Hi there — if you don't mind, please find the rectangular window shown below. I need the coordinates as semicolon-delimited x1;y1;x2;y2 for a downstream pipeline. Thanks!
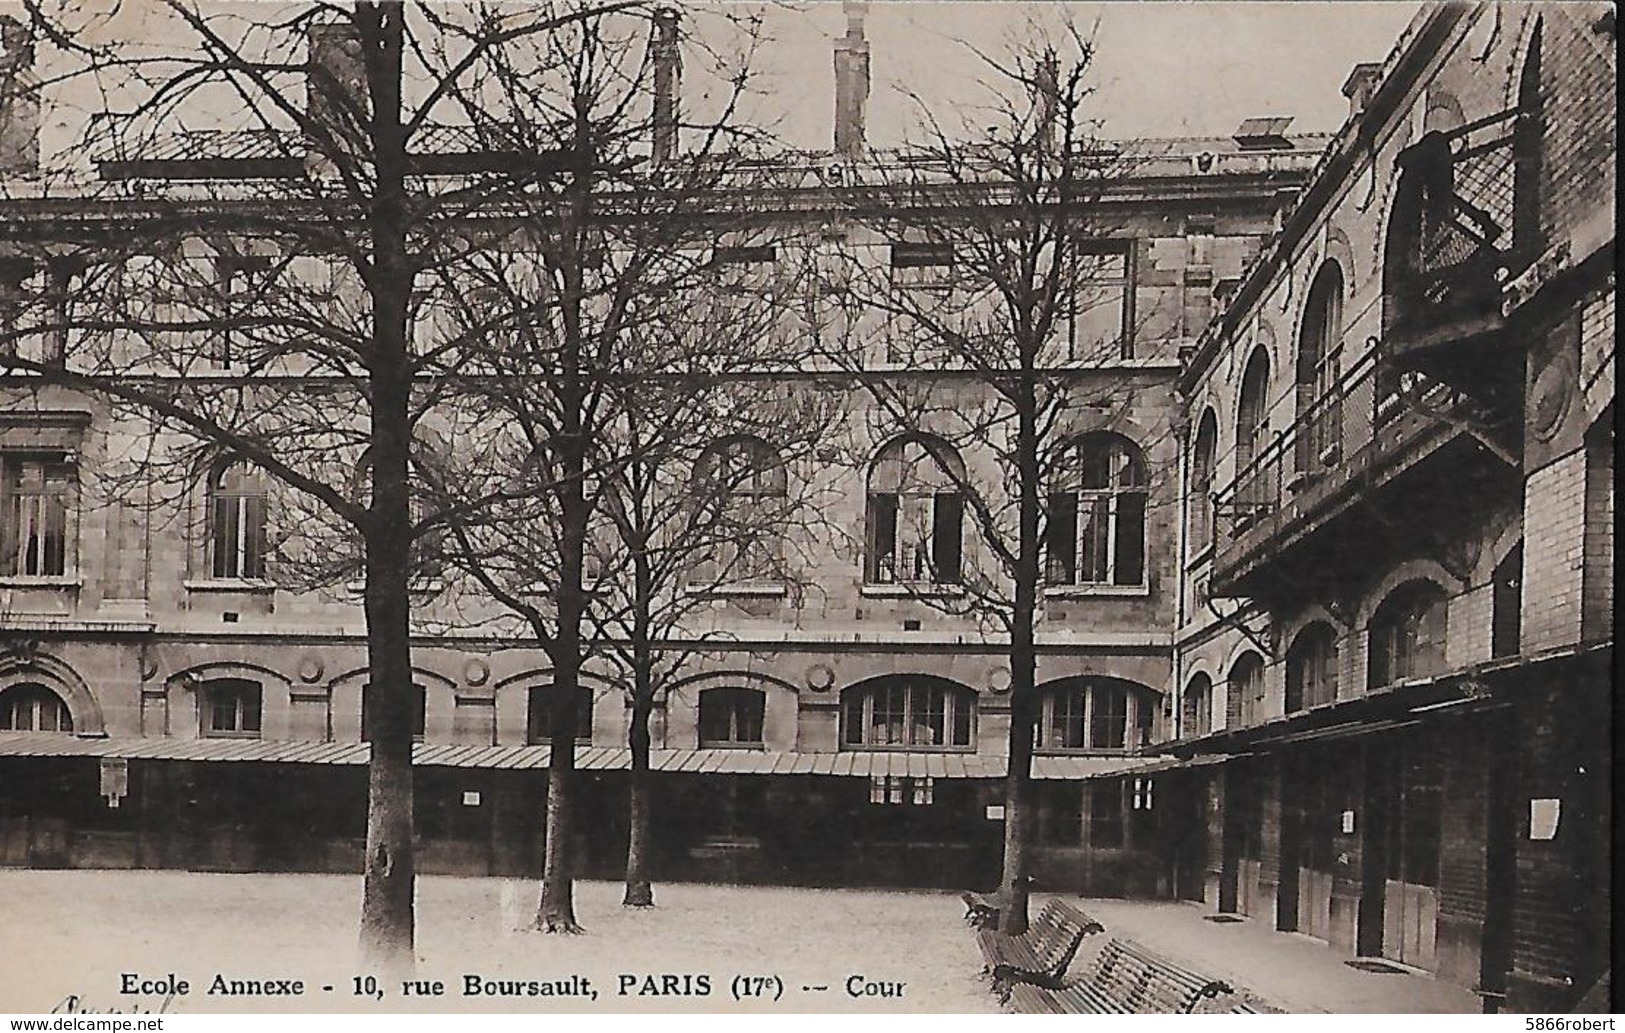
710;245;776;266
1067;241;1133;361
213;255;274;368
867;775;933;806
204;681;262;738
1;456;71;578
211;491;267;579
930;492;963;583
0;259;31;358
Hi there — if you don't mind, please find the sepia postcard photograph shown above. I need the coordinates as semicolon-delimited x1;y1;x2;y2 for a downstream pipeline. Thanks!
0;0;1615;1017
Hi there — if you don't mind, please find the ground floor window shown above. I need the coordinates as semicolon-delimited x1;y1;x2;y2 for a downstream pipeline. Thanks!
527;687;592;745
201;679;262;738
362;683;427;743
867;775;934;806
0;683;73;732
842;678;974;749
699;688;766;747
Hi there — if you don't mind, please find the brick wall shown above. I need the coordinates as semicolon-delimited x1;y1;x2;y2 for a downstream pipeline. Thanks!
1519;449;1586;651
1538;6;1617;250
1580;424;1612;643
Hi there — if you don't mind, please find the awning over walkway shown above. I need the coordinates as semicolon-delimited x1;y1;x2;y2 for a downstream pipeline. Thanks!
0;734;1160;780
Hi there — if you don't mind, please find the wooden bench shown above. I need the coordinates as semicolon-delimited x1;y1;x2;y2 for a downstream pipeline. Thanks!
1005;935;1242;1014
978;900;1104;992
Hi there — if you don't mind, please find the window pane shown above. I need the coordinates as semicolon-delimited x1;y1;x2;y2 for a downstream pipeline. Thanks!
1046;493;1078;584
1078;496;1110;582
1090;685;1127;749
931;493;962;583
866;493;897;583
1113;492;1146;585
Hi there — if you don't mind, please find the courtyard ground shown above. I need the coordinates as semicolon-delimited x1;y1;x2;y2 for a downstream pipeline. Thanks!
0;870;1485;1015
0;870;995;1014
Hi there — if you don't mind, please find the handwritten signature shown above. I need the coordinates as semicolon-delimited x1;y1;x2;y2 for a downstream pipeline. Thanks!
50;993;178;1015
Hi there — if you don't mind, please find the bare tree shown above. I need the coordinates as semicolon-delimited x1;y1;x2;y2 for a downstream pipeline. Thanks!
413;4;798;931
815;23;1160;933
0;0;652;971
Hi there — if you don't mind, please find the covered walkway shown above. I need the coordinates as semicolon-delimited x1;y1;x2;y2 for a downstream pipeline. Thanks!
1064;897;1482;1013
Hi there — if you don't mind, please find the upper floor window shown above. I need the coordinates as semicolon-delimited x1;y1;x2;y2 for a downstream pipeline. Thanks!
362;682;427;743
209;459;268;580
865;437;963;586
1296;262;1344;470
1182;673;1213;739
1236;346;1271;474
0;259;30;357
201;678;262;738
1067;241;1134;361
1047;433;1147;587
1;454;72;578
527;686;593;746
1369;580;1448;688
213;254;275;368
698;687;766;748
0;683;73;732
1285;622;1339;713
1035;678;1155;752
890;242;956;290
841;677;974;750
694;436;787;585
1228;652;1266;728
1188;410;1217;556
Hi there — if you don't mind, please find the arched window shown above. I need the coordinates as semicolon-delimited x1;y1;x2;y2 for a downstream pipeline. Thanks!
698;687;766;747
1235;348;1272;520
2;454;73;578
1035;678;1156;751
362;682;427;743
1228;652;1266;728
1296;263;1344;472
1285;623;1339;713
1369;580;1448;688
1187;410;1218;554
527;686;593;745
201;678;262;738
865;437;963;585
1182;673;1213;739
841;676;973;749
1236;347;1270;473
0;683;73;732
209;458;268;580
695;436;787;584
1048;433;1147;587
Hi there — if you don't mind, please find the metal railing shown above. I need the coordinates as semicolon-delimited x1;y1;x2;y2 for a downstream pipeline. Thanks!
1213;346;1390;561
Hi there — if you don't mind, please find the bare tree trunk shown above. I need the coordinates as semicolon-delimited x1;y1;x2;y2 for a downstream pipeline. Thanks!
999;374;1043;936
357;1;416;974
538;763;580;932
623;666;655;907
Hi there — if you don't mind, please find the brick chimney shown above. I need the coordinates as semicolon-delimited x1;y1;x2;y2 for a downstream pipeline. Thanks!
1341;62;1383;120
832;1;869;158
0;15;39;175
307;22;367;141
1033;48;1060;152
651;7;680;164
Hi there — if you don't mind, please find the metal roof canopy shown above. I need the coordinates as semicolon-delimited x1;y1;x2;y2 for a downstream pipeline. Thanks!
0;735;1158;780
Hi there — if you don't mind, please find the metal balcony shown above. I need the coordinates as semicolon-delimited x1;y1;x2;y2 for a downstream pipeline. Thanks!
1209;349;1515;601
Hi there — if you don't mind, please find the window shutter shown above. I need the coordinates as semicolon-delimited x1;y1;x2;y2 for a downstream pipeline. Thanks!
931;492;963;583
1046;492;1078;583
866;493;897;582
1115;490;1146;585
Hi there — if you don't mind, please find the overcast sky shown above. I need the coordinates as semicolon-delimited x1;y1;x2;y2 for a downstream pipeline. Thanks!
738;2;1423;147
14;1;1425;165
